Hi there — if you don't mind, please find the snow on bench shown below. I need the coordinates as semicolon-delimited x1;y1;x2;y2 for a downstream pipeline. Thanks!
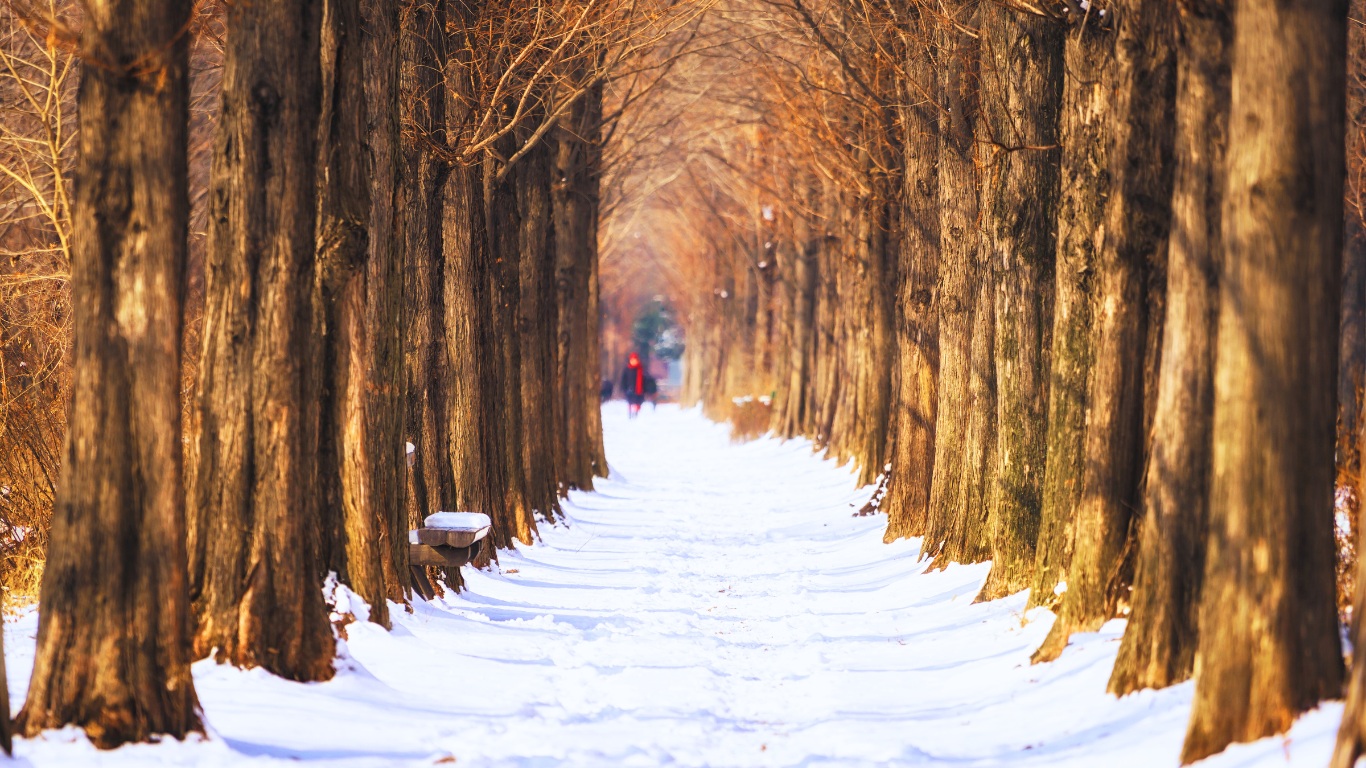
410;512;490;548
408;512;491;579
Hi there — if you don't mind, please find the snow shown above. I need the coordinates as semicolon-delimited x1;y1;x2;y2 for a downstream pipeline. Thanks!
1;403;1345;766
424;511;492;532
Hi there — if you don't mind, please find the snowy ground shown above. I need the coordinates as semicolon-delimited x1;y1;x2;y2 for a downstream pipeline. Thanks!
2;403;1345;766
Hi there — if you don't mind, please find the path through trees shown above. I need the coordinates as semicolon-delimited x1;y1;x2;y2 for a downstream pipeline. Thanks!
1;404;1346;765
0;0;1360;763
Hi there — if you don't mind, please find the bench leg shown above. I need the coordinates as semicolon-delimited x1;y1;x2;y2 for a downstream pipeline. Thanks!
409;565;436;601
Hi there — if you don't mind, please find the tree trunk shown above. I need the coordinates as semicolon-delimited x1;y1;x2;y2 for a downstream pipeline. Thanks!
856;171;897;487
555;82;602;490
1034;0;1176;661
1183;0;1346;758
518;135;562;521
1340;0;1366;560
580;78;609;480
443;0;511;556
18;0;203;744
883;18;940;542
399;0;454;528
315;0;390;628
976;4;1063;601
926;6;992;567
1027;17;1108;612
1108;0;1229;695
361;0;409;604
779;183;818;438
485;151;536;544
191;0;334;682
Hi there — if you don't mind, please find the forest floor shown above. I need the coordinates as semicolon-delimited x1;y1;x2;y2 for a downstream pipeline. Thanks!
1;402;1346;766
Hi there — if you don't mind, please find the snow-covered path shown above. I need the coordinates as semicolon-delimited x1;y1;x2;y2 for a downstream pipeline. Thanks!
2;404;1344;766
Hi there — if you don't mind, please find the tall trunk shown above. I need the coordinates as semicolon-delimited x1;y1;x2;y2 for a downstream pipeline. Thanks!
883;19;940;542
1184;0;1346;758
555;79;605;490
485;152;535;543
1034;0;1176;661
1108;0;1229;695
17;0;202;744
775;183;813;436
813;183;842;449
926;6;991;566
315;0;389;628
399;0;454;528
1027;17;1108;612
518;136;561;520
361;0;408;603
783;224;818;438
443;152;509;550
582;82;609;479
976;5;1062;600
860;184;897;487
444;0;510;554
1341;2;1366;543
191;0;334;681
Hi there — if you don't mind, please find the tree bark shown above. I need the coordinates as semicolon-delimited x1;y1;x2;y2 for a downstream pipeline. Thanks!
883;16;940;542
191;0;334;681
1182;0;1346;758
315;0;391;628
1108;0;1229;695
518;135;562;521
976;4;1063;601
485;149;536;544
361;0;409;604
1340;0;1366;554
1027;16;1108;612
1034;0;1176;661
925;5;992;567
855;170;897;487
556;77;608;488
18;0;203;744
399;0;455;528
443;0;511;556
583;82;609;480
555;99;593;490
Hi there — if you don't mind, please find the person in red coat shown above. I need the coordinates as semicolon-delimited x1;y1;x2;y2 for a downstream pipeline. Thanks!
620;352;646;418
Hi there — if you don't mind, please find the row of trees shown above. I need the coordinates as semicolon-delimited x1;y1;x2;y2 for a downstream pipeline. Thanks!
0;0;698;749
603;0;1362;763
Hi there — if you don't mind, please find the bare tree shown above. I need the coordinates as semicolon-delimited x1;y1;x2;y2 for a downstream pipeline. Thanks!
191;0;335;681
16;0;202;746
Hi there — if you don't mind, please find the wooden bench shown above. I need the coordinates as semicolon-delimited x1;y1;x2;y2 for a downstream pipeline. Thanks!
408;512;491;600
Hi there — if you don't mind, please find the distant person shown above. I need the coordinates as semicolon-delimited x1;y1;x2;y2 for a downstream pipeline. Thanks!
600;379;614;402
643;373;658;410
620;352;646;418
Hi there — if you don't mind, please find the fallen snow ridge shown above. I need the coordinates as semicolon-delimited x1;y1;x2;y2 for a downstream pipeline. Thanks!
2;403;1344;766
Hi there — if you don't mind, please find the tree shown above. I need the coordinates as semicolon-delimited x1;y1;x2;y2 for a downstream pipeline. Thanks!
923;0;993;568
16;0;202;744
1107;0;1230;695
399;0;457;530
360;0;410;606
1026;5;1109;614
975;1;1063;601
1183;0;1347;758
1033;0;1175;661
190;0;335;681
314;0;408;626
881;6;938;543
